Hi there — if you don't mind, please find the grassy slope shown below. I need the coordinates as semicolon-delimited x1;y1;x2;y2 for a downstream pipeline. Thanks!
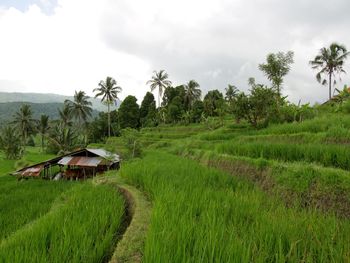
0;147;126;263
0;176;74;240
0;148;70;240
120;152;350;262
2;112;350;262
0;183;125;263
140;114;350;217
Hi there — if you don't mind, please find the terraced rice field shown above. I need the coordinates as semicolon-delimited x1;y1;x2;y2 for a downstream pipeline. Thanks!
0;150;126;263
2;113;350;262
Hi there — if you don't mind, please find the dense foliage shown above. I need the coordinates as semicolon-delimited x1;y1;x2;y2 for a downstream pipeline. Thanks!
0;126;23;159
118;95;140;129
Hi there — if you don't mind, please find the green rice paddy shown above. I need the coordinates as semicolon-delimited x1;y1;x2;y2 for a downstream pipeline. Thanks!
1;113;350;262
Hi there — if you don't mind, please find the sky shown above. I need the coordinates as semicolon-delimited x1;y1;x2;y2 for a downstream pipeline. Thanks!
0;0;350;105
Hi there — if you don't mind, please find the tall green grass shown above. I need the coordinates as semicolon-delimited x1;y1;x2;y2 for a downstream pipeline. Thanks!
121;152;350;262
260;114;350;135
0;183;125;263
179;149;350;216
0;176;74;240
217;141;350;170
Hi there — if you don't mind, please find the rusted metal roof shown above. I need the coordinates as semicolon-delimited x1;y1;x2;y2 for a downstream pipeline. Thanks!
58;156;102;167
14;148;120;175
20;165;43;177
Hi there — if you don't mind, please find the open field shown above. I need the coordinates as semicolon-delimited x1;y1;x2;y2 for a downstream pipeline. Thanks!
2;113;350;262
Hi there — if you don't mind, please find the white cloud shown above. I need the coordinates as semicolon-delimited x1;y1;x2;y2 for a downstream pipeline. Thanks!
0;0;150;102
0;0;350;104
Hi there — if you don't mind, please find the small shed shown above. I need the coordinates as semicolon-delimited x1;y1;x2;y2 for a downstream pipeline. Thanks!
14;148;120;180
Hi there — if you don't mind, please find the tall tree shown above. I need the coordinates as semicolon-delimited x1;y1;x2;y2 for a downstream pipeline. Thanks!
12;104;35;148
37;114;50;152
118;96;140;129
140;92;157;127
225;84;239;114
259;51;294;95
190;100;204;123
203;90;224;117
234;86;278;128
47;123;79;155
94;76;122;137
310;43;349;100
58;104;73;128
65;90;92;126
184;80;201;110
162;85;186;108
146;70;172;107
225;84;239;102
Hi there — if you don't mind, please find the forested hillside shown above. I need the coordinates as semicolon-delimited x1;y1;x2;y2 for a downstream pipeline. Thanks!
0;92;119;112
0;102;99;124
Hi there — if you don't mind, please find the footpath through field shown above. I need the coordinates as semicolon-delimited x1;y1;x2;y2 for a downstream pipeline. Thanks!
94;174;152;263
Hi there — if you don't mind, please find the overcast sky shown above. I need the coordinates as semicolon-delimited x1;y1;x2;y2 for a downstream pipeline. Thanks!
0;0;350;104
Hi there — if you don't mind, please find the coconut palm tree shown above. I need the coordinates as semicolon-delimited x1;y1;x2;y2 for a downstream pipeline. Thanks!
58;104;73;128
37;114;50;152
47;122;79;155
12;104;35;149
225;84;239;102
93;76;122;137
0;125;23;159
184;80;201;110
65;90;92;126
310;43;350;100
147;70;172;107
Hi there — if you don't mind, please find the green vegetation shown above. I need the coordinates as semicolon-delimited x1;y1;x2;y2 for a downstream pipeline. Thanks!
0;183;125;263
94;76;122;137
310;42;349;100
0;176;74;240
217;140;350;170
140;92;157;127
102;174;152;263
119;96;140;129
0;126;23;159
147;69;172;107
0;147;127;263
120;152;350;262
2;42;350;262
259;50;294;95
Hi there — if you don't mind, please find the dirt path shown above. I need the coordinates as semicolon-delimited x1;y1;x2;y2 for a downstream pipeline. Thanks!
95;176;152;263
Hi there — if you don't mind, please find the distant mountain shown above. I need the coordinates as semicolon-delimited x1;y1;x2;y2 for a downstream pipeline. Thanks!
0;92;121;112
0;102;100;125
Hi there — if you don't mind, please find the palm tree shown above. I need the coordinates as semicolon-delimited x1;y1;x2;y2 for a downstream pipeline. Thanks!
184;80;201;110
146;70;172;107
47;122;79;155
12;104;35;149
37;115;50;152
93;76;122;137
310;43;350;100
65;90;93;126
0;125;23;159
58;104;73;128
225;84;239;102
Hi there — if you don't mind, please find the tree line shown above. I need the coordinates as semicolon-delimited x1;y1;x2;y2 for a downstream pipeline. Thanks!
0;42;349;159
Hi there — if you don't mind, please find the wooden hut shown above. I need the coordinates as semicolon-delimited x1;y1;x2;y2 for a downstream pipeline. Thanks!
13;148;120;180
